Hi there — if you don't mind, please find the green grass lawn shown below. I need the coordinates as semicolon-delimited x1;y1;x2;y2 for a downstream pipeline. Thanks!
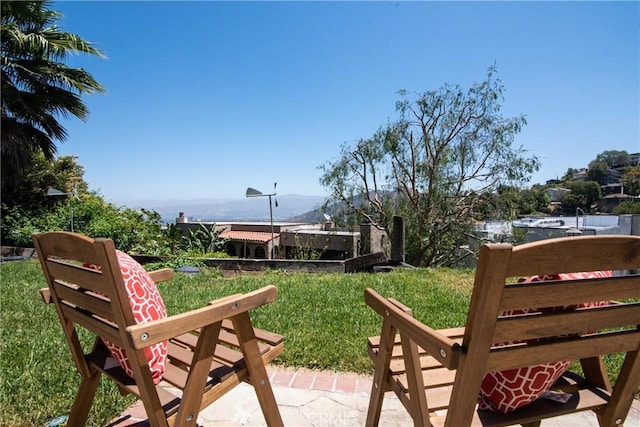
0;260;633;426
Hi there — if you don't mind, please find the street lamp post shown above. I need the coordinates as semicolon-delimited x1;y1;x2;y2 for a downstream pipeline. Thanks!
246;183;278;259
47;184;78;232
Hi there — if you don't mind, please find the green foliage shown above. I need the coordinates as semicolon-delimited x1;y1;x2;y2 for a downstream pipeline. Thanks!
475;185;551;221
1;188;168;253
319;66;539;267
613;200;640;215
184;224;227;255
289;234;325;260
0;260;134;426
561;167;579;182
595;150;632;168
0;152;174;255
562;181;602;214
0;153;85;217
163;223;184;252
622;166;640;196
587;159;609;185
518;185;551;215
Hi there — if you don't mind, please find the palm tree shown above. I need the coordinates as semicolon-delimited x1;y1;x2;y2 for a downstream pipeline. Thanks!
1;0;105;188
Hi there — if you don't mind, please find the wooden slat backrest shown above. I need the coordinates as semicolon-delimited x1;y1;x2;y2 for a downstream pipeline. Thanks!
490;236;640;366
445;235;640;427
33;232;142;357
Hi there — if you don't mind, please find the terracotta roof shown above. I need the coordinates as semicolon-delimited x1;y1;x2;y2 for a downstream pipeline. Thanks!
219;230;277;243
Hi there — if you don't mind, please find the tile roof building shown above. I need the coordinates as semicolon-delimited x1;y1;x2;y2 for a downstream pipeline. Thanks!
175;213;387;260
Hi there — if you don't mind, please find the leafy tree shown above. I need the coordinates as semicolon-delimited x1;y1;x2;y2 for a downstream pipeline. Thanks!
561;181;602;214
595;150;631;168
475;185;523;220
473;184;550;221
0;152;169;253
319;66;539;267
613;200;640;215
1;151;84;244
473;186;517;221
621;166;640;196
1;0;105;189
2;190;167;253
0;151;85;217
561;167;579;182
163;223;186;253
587;159;609;185
517;185;551;215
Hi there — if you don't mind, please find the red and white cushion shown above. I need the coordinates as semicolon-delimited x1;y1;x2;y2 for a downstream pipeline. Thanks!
478;271;612;413
86;250;168;384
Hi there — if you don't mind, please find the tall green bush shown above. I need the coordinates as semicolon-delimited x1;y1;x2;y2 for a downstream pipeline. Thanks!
613;201;640;215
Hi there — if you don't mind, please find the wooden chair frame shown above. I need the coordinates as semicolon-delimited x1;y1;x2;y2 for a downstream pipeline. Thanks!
365;235;640;427
34;231;284;427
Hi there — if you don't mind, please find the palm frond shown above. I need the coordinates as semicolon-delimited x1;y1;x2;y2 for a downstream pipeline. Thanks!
1;0;105;183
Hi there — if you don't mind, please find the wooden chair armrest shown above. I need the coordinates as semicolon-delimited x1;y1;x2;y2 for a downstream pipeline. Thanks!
365;288;461;369
388;297;413;315
148;268;174;283
126;285;278;349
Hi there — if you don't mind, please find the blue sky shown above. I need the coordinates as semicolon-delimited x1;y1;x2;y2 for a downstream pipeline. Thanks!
54;1;639;204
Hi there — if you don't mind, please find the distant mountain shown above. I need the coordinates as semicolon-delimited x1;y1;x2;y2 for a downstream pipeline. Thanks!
286;208;328;223
116;195;326;223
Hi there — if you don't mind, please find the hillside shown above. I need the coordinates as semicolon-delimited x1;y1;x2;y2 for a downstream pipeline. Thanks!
117;195;326;223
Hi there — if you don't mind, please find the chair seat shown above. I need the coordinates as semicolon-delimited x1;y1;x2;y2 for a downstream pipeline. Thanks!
90;320;284;419
368;333;611;426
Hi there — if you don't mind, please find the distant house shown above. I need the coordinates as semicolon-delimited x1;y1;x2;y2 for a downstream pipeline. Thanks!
571;169;589;181
597;193;632;213
603;168;623;185
547;187;571;203
601;182;624;196
174;212;386;260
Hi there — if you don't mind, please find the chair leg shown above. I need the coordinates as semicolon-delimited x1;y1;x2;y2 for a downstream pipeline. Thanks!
580;356;612;392
67;371;101;427
175;322;222;427
231;312;284;427
366;320;396;427
401;332;430;427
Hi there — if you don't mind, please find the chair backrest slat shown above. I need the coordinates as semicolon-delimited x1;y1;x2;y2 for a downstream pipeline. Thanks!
505;236;640;277
500;275;639;311
52;280;115;321
486;329;640;372
59;303;121;344
45;258;109;296
37;231;103;264
493;302;640;344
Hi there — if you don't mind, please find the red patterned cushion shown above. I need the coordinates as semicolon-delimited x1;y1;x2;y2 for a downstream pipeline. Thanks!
478;271;612;413
86;250;168;384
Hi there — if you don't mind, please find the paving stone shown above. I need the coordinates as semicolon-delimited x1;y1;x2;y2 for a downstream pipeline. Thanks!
111;369;640;427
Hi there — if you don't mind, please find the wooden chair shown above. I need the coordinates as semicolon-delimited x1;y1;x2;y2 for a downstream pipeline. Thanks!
365;235;640;427
33;231;285;427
